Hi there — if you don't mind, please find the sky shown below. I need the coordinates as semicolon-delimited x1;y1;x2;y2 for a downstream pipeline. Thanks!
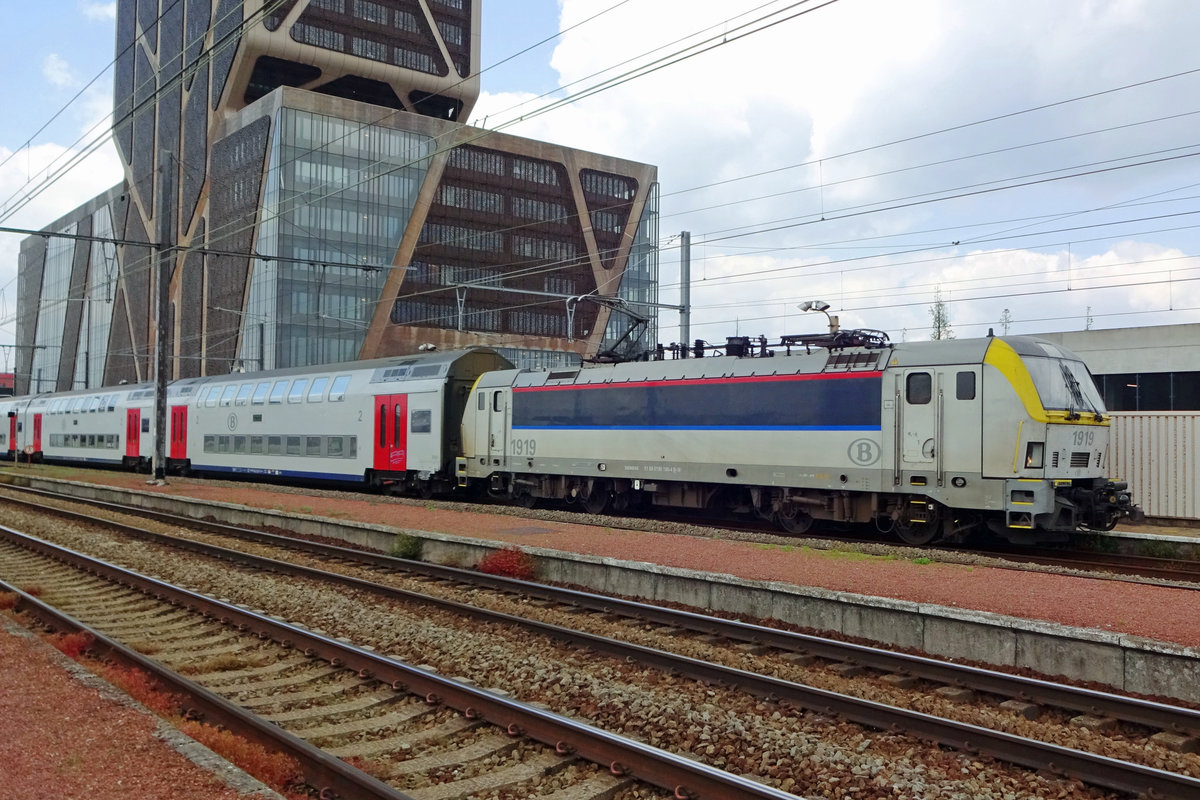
3;0;1200;371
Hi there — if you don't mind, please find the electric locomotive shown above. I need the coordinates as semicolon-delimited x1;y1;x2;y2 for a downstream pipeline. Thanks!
459;331;1140;544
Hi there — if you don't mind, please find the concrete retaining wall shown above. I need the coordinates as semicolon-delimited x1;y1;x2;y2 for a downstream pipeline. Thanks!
7;473;1200;704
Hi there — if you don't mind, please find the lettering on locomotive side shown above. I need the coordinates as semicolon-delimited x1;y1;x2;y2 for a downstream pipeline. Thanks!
512;438;537;456
1072;430;1096;447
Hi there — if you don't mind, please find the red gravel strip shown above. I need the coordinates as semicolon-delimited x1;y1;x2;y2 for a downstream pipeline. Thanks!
15;466;1200;649
0;621;253;800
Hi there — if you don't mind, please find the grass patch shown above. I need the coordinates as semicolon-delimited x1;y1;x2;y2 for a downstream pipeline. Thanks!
50;631;95;659
1141;540;1183;560
477;547;537;581
388;533;423;561
177;721;303;791
911;557;933;565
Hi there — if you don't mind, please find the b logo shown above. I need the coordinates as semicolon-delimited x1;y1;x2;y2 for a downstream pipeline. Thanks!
227;413;238;432
848;438;879;466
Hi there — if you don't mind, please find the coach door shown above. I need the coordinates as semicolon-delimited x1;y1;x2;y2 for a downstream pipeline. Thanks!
8;414;16;455
373;394;407;473
169;405;188;460
32;413;42;452
897;369;940;479
126;409;141;458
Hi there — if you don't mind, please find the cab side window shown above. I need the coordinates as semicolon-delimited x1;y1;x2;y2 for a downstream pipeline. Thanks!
906;372;932;405
956;371;976;400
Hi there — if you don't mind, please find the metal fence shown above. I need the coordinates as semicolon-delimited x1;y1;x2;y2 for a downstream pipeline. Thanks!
1110;412;1200;520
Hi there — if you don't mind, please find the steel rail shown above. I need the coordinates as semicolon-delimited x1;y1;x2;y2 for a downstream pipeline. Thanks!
5;503;1200;797
0;524;799;800
8;484;1200;739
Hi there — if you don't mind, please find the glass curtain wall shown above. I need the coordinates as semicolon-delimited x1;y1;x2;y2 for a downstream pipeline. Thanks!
74;205;119;389
602;182;659;357
242;108;434;370
30;223;77;392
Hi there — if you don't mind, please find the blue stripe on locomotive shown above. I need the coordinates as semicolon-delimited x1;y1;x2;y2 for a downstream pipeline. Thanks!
513;374;882;431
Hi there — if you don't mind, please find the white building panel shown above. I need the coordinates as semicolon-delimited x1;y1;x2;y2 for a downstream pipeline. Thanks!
1110;412;1200;520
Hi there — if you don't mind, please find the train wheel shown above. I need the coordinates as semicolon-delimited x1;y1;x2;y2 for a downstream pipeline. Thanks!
513;490;537;509
775;504;813;535
583;488;611;515
894;523;939;546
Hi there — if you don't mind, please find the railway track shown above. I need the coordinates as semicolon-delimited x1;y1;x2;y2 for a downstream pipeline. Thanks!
0;526;781;800
3;487;1200;798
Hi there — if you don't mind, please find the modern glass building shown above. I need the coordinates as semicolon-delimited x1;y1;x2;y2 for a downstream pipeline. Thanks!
14;0;658;394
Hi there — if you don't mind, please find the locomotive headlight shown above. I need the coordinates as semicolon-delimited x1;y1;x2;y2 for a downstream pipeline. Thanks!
1025;442;1045;469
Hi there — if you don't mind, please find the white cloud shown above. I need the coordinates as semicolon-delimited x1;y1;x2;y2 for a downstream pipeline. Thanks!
42;54;76;89
472;0;1200;344
80;2;117;21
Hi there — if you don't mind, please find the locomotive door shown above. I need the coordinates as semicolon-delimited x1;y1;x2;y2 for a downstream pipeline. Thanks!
125;409;141;458
169;405;188;460
373;394;408;473
487;389;507;463
32;413;42;452
898;370;939;473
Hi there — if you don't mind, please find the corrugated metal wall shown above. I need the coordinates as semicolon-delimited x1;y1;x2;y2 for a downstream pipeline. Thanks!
1110;412;1200;520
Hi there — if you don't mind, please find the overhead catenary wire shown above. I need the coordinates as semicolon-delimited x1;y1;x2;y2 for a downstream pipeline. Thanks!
7;5;1200;362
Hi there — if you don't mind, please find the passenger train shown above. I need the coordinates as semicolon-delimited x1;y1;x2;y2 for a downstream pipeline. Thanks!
0;331;1140;545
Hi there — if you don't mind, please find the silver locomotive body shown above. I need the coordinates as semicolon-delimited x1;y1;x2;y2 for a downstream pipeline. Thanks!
460;335;1139;544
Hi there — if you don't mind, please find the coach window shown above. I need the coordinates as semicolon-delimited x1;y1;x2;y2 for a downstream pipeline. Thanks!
906;372;932;405
378;404;387;447
411;409;432;433
269;381;288;404
956;371;976;400
250;436;264;454
347;437;357;458
252;382;270;404
217;435;230;453
394;406;403;448
286;436;301;455
307;436;322;456
235;384;253;406
267;436;282;455
288;379;309;404
220;385;237;406
141;418;150;433
233;436;247;454
204;435;215;453
205;387;220;408
328;436;344;457
329;376;351;402
308;377;329;402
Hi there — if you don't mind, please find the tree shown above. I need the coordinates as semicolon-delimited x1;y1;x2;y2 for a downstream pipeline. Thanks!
999;308;1012;335
930;288;955;340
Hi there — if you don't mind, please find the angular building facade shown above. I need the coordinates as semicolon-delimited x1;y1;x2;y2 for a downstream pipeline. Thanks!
16;0;658;394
